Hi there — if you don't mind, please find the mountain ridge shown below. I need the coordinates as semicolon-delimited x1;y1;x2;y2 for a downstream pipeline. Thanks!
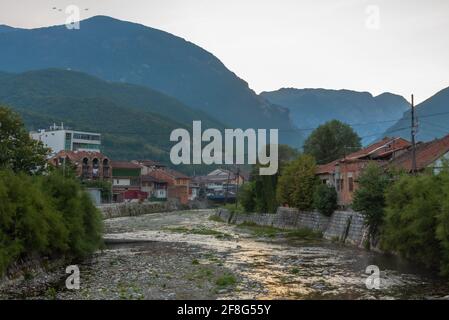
260;87;410;144
0;15;302;146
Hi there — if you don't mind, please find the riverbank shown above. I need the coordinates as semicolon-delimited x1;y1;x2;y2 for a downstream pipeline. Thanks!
216;207;369;247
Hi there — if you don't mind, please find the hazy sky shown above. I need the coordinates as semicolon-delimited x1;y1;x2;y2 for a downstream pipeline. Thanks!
1;0;448;103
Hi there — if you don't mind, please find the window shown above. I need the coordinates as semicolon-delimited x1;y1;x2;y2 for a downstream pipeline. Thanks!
73;133;101;141
348;177;354;192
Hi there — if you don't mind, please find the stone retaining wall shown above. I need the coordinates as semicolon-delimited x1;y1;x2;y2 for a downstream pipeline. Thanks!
98;201;173;219
216;207;369;247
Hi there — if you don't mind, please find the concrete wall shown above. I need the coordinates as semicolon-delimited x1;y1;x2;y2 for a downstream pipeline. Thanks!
216;207;369;247
98;201;174;219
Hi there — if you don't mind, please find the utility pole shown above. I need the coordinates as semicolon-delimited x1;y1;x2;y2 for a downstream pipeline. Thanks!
223;167;231;205
235;167;240;209
411;94;417;174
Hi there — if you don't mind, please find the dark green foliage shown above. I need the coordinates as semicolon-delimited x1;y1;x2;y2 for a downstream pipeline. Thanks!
0;106;49;174
0;169;103;276
313;184;338;216
42;171;103;257
238;145;301;214
352;163;393;237
276;155;317;210
303;120;361;164
253;172;278;213
238;182;256;213
436;169;449;276
382;174;442;271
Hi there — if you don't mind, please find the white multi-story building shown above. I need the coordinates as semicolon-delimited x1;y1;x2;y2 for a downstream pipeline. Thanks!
30;124;101;155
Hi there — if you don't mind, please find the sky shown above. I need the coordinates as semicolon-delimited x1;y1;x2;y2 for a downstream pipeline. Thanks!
1;0;448;104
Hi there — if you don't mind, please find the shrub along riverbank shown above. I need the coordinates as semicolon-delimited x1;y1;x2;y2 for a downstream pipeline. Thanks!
0;169;104;276
0;106;103;277
352;163;449;277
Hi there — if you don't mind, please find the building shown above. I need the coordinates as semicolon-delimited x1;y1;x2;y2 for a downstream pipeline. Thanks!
147;168;191;204
387;134;449;174
316;137;411;207
31;124;101;155
141;175;168;200
132;160;166;174
50;150;111;181
111;161;147;202
192;168;245;201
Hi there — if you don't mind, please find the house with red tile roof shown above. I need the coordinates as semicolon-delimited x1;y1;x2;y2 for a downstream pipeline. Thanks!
146;168;191;204
316;137;411;206
111;161;147;202
50;150;111;181
387;134;449;174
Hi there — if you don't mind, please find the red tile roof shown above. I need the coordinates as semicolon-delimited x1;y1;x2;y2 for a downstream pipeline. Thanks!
164;168;190;179
134;160;166;167
110;161;142;169
388;134;449;172
344;137;410;161
316;137;411;174
141;175;166;184
316;159;339;174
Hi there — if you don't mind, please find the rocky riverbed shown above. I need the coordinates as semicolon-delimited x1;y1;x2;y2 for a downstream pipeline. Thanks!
1;209;449;300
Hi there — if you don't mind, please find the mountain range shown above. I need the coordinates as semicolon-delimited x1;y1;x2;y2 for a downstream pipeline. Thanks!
0;15;448;163
0;15;301;146
261;88;410;144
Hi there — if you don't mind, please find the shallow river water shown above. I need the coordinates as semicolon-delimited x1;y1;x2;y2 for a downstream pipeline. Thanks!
2;210;449;300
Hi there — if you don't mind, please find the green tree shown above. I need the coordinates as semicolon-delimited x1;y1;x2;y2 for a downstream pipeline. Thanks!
382;174;442;270
313;184;338;216
303;120;361;164
352;163;393;238
42;170;103;257
436;167;449;275
238;182;256;213
277;155;317;210
0;170;68;275
0;106;49;174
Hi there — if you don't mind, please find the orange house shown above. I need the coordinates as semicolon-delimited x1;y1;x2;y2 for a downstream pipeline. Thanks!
316;137;411;207
147;168;190;204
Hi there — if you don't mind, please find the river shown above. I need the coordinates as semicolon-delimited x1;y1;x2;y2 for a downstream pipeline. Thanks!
1;209;449;300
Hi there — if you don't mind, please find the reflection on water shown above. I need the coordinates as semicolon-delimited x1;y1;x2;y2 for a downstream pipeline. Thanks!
102;211;449;300
3;210;448;300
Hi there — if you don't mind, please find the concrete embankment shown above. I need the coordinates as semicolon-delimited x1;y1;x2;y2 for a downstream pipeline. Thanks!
216;207;369;247
97;202;174;219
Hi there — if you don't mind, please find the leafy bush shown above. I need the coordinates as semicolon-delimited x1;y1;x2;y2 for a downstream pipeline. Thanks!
382;174;442;270
276;155;317;210
238;182;256;213
352;163;394;237
313;184;338;216
0;169;103;275
0;106;49;174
